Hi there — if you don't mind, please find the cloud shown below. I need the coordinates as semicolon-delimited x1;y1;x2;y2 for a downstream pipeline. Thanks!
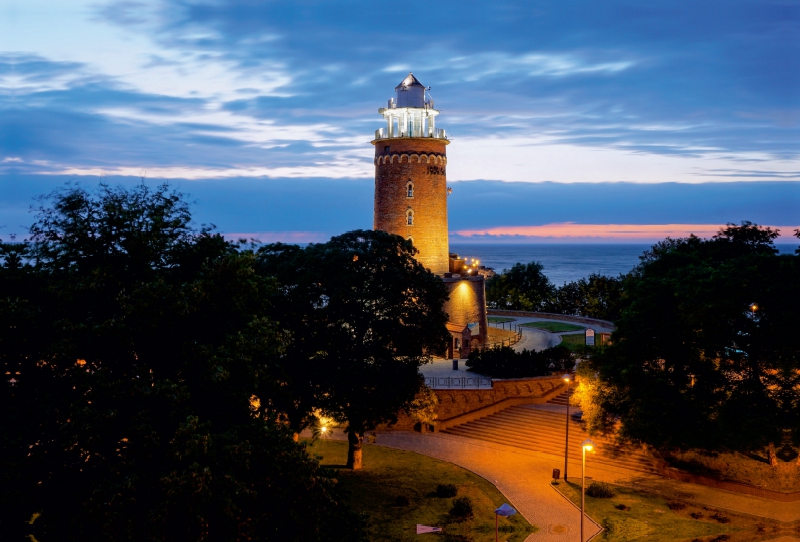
1;0;797;198
2;176;798;246
446;137;800;184
40;163;371;179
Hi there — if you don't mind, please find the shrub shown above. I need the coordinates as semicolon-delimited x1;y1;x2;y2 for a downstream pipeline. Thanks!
393;495;409;507
436;483;458;498
615;503;630;511
710;512;730;524
450;496;474;518
711;536;730;542
466;345;575;378
690;512;703;519
585;481;615;498
666;500;686;511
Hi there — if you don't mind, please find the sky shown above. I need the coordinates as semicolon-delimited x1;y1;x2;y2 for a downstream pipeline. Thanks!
2;0;799;244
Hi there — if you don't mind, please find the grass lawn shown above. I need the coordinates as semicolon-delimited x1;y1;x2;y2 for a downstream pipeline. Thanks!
559;333;590;352
663;449;800;492
553;480;776;542
305;438;536;541
520;321;585;332
488;317;516;324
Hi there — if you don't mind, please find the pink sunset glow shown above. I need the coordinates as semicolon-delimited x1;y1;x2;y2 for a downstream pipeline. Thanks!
453;223;800;242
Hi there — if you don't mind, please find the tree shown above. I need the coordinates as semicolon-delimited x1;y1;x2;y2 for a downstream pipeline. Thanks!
486;261;555;311
259;231;449;469
581;273;624;321
587;222;800;452
546;274;623;320
2;184;363;541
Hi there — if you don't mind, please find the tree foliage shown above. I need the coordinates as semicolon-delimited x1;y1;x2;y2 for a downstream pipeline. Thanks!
486;262;554;311
1;184;364;541
257;230;450;469
486;263;623;321
546;273;624;321
587;222;800;452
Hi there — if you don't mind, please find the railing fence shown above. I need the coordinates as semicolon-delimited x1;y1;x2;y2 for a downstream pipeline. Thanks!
425;376;493;389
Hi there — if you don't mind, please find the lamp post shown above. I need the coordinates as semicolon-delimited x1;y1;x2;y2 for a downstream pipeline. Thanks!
581;439;595;542
748;302;758;320
562;374;571;481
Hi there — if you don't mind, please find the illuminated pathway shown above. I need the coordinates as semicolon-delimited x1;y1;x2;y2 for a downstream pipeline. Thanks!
370;431;603;541
314;428;605;541
504;316;615;353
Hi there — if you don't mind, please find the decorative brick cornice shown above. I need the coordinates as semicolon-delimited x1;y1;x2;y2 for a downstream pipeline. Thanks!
374;153;447;165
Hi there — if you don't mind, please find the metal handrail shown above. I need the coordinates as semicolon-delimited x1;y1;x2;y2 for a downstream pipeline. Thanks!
474;322;523;352
425;376;492;389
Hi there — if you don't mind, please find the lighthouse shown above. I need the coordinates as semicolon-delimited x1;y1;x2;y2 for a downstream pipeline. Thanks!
372;73;488;355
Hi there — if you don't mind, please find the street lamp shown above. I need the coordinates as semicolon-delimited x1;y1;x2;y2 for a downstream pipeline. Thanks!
581;439;595;542
562;373;571;481
748;302;758;320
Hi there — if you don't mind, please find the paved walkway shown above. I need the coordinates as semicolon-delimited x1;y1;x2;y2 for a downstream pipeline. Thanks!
421;315;612;388
313;429;602;541
312;428;800;541
506;316;614;354
420;357;492;387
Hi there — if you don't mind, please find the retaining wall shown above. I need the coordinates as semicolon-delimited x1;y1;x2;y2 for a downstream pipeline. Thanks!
381;374;566;433
488;309;615;330
649;453;800;502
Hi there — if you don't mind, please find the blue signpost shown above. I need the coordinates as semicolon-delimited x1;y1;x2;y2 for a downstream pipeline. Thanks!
494;503;517;541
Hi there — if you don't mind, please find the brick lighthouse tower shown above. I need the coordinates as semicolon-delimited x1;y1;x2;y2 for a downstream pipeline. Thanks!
372;73;488;355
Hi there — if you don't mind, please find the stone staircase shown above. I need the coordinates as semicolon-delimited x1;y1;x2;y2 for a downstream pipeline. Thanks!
441;391;657;476
546;388;573;406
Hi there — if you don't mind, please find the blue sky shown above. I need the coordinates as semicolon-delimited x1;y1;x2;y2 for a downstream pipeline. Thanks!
2;0;799;243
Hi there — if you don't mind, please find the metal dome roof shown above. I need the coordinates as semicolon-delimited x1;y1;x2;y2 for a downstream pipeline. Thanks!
395;72;425;90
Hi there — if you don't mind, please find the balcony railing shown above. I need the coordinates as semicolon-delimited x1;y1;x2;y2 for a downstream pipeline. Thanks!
374;127;447;140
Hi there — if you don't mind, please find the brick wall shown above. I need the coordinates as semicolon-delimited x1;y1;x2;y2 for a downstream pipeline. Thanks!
373;137;449;275
382;374;565;433
487;309;616;329
434;375;563;422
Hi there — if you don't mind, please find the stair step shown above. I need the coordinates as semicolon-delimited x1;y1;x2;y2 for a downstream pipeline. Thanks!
441;402;657;475
443;424;651;466
462;413;639;451
456;421;646;460
546;389;574;405
442;429;656;474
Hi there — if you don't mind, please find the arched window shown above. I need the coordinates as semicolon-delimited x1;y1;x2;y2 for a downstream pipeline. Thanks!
406;209;414;225
406;181;414;198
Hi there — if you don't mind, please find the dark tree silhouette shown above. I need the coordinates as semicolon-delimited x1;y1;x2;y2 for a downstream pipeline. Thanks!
1;184;363;541
258;230;449;469
588;222;800;452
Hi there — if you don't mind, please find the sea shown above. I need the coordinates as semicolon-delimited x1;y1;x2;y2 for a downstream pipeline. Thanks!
449;243;797;286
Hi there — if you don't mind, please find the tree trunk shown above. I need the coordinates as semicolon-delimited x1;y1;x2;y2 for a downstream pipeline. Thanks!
768;443;778;467
347;429;363;470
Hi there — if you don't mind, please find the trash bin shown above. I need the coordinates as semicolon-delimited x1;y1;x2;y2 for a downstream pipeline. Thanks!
552;468;561;480
452;358;459;370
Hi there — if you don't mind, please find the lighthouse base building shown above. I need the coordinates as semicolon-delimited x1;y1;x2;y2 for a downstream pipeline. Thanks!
372;73;487;358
